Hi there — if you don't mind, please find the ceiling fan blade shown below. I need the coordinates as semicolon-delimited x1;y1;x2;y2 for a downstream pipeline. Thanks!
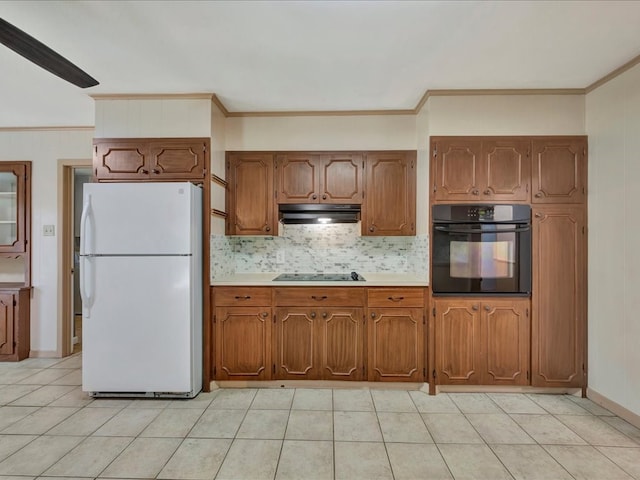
0;17;99;88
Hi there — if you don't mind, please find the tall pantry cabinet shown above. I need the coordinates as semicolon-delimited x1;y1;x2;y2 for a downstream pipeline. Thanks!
531;138;587;388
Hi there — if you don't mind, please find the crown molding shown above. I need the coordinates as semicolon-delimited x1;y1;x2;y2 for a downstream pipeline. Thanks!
586;51;640;93
224;108;415;118
90;93;215;100
0;126;94;132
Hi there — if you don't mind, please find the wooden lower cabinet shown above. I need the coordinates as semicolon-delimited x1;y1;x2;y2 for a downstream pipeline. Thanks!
0;286;30;361
214;306;272;380
274;307;364;381
434;298;529;385
531;205;586;387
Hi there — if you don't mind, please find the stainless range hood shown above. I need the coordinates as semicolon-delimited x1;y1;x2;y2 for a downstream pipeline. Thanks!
278;204;361;224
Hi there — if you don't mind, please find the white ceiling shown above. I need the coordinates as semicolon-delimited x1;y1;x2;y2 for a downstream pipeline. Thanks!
2;0;640;127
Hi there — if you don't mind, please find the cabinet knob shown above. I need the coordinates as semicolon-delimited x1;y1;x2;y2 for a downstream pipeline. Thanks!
535;192;543;198
322;194;327;200
472;189;480;196
472;305;479;311
483;189;491;195
534;213;542;218
265;226;271;232
310;311;316;318
311;295;328;301
140;169;148;174
312;194;318;200
388;296;404;302
484;305;491;311
369;226;375;232
261;312;268;318
234;295;251;300
322;312;327;318
371;312;376;318
152;168;160;174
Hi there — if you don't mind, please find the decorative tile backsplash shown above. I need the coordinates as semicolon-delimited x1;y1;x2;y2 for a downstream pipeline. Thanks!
211;223;428;280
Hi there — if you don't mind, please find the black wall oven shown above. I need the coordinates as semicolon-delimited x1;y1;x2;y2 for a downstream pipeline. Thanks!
432;204;531;296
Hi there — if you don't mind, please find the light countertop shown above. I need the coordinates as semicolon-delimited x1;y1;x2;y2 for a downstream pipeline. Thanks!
211;273;429;287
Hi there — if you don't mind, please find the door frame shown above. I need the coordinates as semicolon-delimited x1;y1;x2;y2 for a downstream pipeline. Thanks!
58;160;92;357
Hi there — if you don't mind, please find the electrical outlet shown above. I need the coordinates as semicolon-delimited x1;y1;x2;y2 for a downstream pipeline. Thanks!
43;225;55;236
276;250;285;264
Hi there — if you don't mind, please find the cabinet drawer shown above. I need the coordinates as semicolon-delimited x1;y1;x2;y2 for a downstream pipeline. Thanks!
274;287;365;306
214;287;272;306
367;288;425;307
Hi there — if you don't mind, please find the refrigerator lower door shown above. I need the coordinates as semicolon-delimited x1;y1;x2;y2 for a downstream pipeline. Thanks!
82;256;201;397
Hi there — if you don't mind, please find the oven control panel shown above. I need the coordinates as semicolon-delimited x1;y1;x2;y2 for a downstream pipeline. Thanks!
467;206;494;220
432;204;531;223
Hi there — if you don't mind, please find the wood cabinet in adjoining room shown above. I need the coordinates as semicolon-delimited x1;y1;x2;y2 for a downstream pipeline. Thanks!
0;163;29;254
531;137;587;204
276;152;363;204
213;287;272;380
94;138;208;181
433;298;530;386
363;151;416;236
431;137;530;203
226;152;276;236
367;288;425;382
0;286;30;361
531;205;586;387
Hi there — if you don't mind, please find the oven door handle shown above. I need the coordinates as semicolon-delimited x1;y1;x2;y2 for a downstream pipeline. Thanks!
434;225;531;234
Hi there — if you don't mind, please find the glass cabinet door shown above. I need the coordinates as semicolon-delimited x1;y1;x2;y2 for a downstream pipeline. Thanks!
0;165;25;252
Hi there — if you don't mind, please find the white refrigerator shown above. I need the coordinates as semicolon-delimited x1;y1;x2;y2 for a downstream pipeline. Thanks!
80;182;202;398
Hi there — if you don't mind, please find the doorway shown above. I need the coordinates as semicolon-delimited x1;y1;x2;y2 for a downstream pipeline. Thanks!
59;162;92;357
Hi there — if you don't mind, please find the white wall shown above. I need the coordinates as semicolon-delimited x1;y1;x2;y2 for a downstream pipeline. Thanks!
586;63;640;416
426;94;586;135
0;128;94;355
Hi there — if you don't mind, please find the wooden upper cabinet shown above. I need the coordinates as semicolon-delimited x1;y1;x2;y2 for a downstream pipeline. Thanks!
226;153;276;236
276;153;320;203
532;137;587;203
531;205;586;387
483;139;530;202
432;138;482;201
148;139;206;179
276;152;363;204
94;138;208;181
320;154;363;204
363;151;416;236
431;137;530;202
0;163;29;254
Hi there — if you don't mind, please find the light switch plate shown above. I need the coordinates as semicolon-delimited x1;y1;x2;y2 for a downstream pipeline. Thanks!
43;225;55;236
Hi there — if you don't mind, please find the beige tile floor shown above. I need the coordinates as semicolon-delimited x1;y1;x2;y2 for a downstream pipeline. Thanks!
0;354;639;479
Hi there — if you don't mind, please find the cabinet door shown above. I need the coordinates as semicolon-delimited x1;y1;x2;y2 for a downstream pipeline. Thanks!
148;139;207;179
321;308;364;381
363;151;416;236
432;138;483;201
274;308;322;380
480;299;530;385
532;206;586;387
482;139;531;202
532;137;587;203
0;293;15;356
320;154;363;204
368;307;424;382
94;140;149;179
276;153;321;203
434;299;482;384
0;164;26;252
215;307;271;380
226;153;275;235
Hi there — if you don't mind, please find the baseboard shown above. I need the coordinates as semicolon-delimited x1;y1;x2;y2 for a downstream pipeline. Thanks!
587;388;640;429
437;385;582;395
214;380;426;390
29;350;60;358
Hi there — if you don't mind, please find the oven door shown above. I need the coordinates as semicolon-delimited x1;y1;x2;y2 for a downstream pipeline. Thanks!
431;223;531;295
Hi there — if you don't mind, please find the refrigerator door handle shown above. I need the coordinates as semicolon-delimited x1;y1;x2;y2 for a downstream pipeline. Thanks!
80;194;93;318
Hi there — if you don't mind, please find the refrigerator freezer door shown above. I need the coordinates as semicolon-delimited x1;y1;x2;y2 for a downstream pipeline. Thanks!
82;182;199;255
82;256;200;395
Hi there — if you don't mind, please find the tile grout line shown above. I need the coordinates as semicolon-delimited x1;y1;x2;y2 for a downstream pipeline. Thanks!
371;389;396;480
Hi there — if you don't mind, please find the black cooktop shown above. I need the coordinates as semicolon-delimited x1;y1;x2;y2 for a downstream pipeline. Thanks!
273;272;365;282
